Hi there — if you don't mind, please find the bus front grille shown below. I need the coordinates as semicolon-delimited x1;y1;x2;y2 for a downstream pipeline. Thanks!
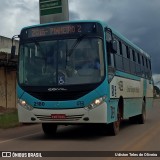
35;114;84;121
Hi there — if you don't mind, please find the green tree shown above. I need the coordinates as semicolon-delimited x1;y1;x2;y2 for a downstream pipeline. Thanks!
154;86;160;96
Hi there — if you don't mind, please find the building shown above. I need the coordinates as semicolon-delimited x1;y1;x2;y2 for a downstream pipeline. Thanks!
0;36;19;109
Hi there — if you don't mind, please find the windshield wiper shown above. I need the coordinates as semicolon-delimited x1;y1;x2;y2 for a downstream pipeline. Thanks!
65;34;88;72
67;34;88;57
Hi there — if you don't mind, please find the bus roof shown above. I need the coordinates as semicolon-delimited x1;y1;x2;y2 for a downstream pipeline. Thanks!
21;20;150;59
22;20;102;30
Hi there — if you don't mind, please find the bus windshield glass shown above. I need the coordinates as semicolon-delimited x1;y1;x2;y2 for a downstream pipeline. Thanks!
19;37;104;86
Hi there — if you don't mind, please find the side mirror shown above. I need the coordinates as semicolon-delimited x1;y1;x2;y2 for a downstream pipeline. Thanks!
111;40;117;54
11;46;16;59
11;35;20;59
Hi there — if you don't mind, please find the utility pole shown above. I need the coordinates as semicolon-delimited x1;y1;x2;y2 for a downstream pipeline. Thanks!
39;0;69;24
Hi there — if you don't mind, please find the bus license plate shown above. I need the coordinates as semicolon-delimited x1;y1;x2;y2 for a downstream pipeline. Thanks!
51;114;66;119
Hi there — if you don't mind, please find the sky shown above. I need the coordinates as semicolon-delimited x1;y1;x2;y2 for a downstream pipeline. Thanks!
0;0;160;85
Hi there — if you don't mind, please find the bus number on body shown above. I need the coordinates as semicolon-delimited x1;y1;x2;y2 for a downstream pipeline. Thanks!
34;102;45;107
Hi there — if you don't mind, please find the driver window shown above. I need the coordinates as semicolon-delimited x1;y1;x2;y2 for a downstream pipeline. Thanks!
106;32;115;67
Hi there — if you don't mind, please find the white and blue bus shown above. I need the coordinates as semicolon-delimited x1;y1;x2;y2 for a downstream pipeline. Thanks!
12;20;153;136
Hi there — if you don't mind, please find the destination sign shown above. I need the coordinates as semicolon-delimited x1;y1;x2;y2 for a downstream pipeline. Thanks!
26;23;99;38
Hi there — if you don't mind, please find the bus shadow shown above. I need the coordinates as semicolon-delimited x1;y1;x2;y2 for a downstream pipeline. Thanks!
39;125;103;141
23;120;134;141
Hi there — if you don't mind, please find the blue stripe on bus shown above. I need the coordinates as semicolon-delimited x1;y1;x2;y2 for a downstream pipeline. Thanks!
115;71;141;81
17;85;25;99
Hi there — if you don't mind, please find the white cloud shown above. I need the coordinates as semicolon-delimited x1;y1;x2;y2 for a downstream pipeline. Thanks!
69;0;113;21
0;0;39;38
0;0;159;74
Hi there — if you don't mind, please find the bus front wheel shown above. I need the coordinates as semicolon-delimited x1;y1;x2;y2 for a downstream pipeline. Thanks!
108;107;121;136
42;123;57;136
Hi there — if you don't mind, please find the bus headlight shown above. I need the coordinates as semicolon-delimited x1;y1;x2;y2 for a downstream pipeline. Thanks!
85;96;106;110
18;99;33;111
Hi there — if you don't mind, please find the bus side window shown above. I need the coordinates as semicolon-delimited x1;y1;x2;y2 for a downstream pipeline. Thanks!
146;58;148;68
130;49;136;75
145;57;149;79
149;59;152;70
132;50;135;62
126;46;130;59
122;43;127;58
141;55;146;77
137;53;141;64
114;40;123;71
136;52;141;76
148;59;152;79
122;43;130;73
142;55;145;66
117;40;121;55
119;41;123;55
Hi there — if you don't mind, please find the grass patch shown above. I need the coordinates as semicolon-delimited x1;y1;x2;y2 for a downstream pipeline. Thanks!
0;110;20;129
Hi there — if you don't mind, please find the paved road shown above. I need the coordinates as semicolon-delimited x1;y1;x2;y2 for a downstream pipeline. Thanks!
0;99;160;160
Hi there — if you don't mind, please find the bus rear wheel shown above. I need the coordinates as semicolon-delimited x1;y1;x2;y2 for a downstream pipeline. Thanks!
137;102;146;124
42;123;57;136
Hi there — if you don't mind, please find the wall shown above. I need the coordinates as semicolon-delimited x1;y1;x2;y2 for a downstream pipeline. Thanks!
0;36;18;109
0;36;19;54
0;68;17;109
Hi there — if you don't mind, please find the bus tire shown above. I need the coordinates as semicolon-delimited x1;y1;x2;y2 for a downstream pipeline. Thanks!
42;123;57;136
137;102;146;124
129;116;137;124
108;107;121;136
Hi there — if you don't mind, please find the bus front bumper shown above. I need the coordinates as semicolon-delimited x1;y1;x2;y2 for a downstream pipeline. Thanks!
18;103;107;124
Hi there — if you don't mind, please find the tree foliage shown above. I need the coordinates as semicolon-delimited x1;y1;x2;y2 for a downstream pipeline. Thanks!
154;86;160;95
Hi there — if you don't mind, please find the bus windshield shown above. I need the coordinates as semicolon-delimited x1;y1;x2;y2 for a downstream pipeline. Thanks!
19;37;104;86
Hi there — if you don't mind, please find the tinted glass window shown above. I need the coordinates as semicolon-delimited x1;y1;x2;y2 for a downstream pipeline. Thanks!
115;55;123;70
116;40;121;55
146;58;148;68
126;46;130;59
122;43;127;58
119;41;122;55
137;53;141;64
142;56;144;66
19;38;104;86
114;40;123;70
149;60;151;70
132;50;136;62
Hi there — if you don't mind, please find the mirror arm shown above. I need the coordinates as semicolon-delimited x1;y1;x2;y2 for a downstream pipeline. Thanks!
11;35;20;59
12;35;20;45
